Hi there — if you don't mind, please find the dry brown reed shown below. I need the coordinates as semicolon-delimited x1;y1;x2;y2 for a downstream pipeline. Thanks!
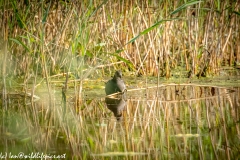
0;0;239;78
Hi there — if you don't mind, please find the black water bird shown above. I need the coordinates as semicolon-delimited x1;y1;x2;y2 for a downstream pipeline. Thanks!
105;71;126;95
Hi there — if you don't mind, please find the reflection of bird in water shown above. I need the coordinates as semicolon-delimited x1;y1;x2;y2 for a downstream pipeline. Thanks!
105;97;126;121
105;71;126;95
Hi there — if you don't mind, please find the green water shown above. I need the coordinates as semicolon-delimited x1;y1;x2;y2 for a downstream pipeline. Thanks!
0;71;239;159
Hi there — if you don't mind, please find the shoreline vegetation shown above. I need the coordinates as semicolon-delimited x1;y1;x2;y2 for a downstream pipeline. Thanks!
1;1;239;79
0;1;239;159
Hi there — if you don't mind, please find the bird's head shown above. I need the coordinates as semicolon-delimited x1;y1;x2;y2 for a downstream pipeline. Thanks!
114;70;122;79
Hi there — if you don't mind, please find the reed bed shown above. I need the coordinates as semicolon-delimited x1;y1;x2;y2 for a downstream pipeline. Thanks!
0;0;240;159
0;0;239;78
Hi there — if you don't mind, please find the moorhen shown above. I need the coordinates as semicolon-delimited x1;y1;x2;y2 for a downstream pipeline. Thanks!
105;70;126;95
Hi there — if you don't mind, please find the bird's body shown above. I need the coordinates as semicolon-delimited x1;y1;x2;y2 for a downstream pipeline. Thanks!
105;71;126;95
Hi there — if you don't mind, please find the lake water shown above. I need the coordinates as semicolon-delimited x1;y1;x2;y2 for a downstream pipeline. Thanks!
1;77;239;160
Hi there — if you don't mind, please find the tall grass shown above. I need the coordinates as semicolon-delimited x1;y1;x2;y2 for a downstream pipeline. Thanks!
0;0;239;78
